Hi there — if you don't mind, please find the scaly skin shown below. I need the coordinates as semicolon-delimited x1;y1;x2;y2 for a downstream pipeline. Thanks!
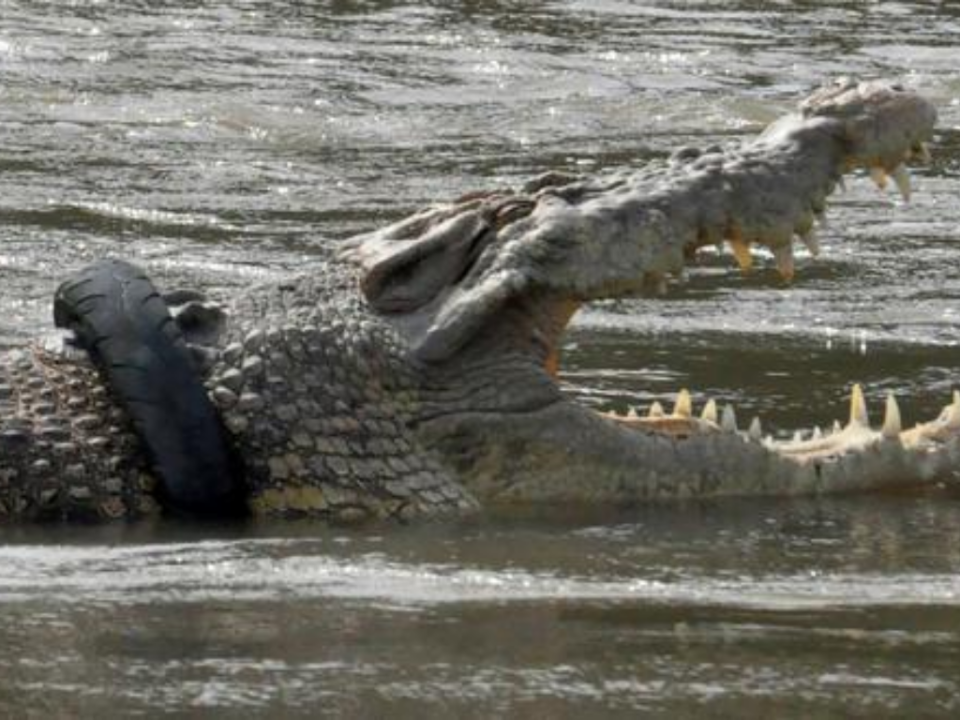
0;348;158;521
0;79;949;522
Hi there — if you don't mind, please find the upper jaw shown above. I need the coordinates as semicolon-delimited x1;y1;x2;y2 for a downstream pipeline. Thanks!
605;78;937;292
347;79;935;367
800;78;937;172
496;81;937;311
420;79;940;404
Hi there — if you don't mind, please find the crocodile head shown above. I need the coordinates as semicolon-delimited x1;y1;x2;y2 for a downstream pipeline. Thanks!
347;79;945;503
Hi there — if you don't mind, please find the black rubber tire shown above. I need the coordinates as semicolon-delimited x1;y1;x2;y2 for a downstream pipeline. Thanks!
54;259;245;517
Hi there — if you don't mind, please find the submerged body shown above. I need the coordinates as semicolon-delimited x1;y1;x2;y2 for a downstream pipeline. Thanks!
0;79;950;522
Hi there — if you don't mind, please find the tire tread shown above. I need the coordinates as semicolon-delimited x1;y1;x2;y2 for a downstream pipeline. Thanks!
53;259;245;517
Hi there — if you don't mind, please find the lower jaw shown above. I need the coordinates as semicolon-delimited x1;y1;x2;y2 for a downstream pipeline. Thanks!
597;385;960;498
422;390;960;504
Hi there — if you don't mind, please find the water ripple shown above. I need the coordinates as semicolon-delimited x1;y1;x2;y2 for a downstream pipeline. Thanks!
1;538;959;610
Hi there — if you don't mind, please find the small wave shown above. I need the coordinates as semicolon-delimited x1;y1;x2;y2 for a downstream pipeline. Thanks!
1;538;959;610
69;201;238;232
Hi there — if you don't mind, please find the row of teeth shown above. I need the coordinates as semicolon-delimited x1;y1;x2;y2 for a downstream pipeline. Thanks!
610;383;960;449
868;140;932;202
672;142;932;287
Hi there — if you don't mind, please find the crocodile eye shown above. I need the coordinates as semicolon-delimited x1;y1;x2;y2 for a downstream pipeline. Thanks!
890;83;905;92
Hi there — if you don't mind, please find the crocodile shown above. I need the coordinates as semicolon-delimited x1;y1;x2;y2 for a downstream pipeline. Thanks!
0;78;951;523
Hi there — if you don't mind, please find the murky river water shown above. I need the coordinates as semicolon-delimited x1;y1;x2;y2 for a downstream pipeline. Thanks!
2;1;960;716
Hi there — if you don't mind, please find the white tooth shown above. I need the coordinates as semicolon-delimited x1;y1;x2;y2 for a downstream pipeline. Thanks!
721;404;738;433
882;393;902;439
774;245;795;282
849;384;869;427
870;166;888;191
674;389;693;418
701;398;718;424
917;142;932;163
748;416;762;441
892;165;912;202
813;426;823;440
832;420;842;434
792;430;803;443
799;227;820;257
649;401;665;419
627;407;639;419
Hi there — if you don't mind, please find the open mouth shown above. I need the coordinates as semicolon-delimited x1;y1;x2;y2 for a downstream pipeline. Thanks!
559;144;960;487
